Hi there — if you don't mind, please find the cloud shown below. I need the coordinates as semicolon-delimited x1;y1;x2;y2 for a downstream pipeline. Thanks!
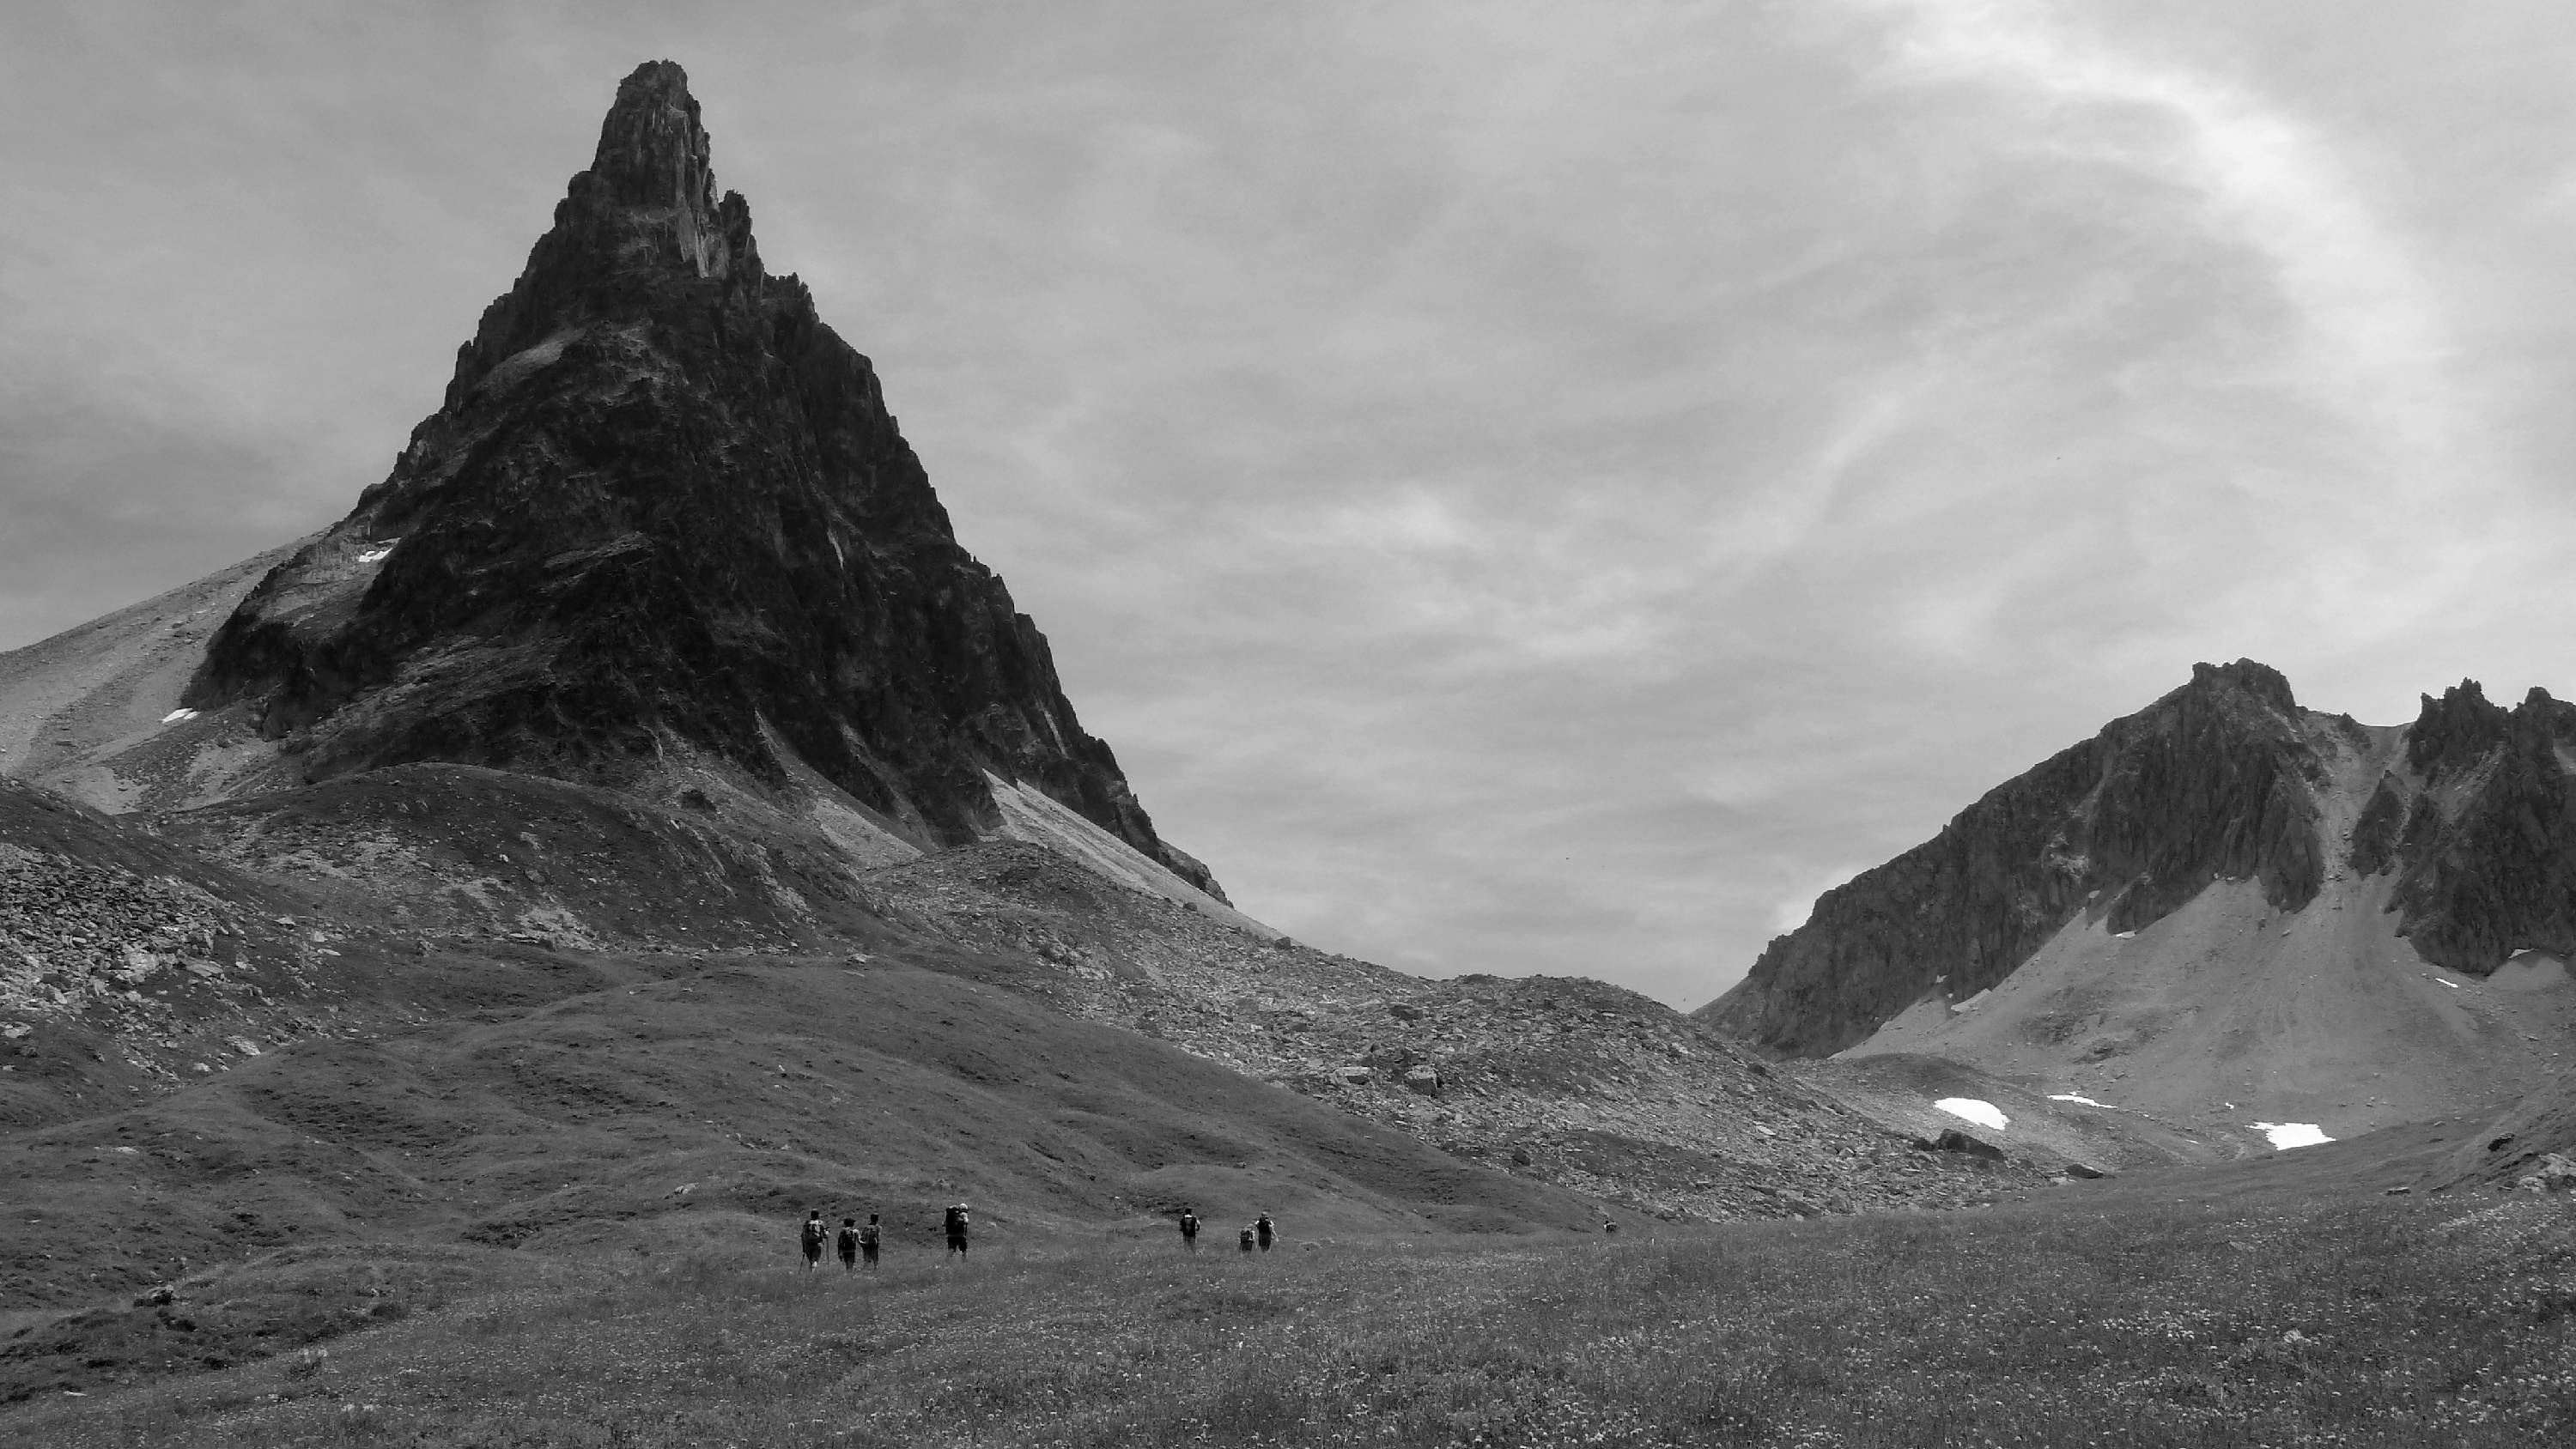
1860;0;2518;640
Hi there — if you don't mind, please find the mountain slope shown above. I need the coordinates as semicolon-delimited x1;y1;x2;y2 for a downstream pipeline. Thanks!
0;761;2058;1405
1701;662;2576;1145
0;543;301;811
1706;661;2336;1058
858;840;2051;1221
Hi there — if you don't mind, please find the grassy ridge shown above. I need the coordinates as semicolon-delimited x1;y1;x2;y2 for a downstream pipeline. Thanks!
15;1194;2576;1447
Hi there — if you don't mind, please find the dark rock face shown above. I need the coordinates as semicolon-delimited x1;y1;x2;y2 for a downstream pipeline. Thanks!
2404;679;2512;777
2347;773;2409;878
2383;683;2576;971
191;63;1218;894
1701;660;2329;1058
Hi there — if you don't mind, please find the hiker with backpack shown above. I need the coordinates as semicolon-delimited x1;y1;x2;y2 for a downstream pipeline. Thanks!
1255;1212;1275;1252
1178;1206;1200;1252
799;1210;829;1270
835;1217;860;1272
859;1212;882;1270
1238;1225;1256;1253
944;1203;971;1258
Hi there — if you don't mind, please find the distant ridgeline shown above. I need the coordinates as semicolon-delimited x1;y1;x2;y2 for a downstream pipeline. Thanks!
1704;661;2576;1057
181;61;1223;898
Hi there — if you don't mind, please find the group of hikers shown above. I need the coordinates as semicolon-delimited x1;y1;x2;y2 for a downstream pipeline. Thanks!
1176;1205;1276;1254
797;1203;1277;1267
798;1202;976;1270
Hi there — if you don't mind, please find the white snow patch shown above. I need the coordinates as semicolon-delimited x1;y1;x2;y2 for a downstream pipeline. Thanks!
2433;977;2462;990
2049;1094;2113;1108
2251;1122;2333;1150
159;708;198;724
355;541;398;564
1935;1098;2009;1131
2113;931;2136;941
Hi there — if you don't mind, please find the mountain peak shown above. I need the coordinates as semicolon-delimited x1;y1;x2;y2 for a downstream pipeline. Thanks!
2187;658;2296;714
1707;659;2330;1055
541;58;756;287
2407;678;2507;777
184;63;1229;901
590;61;717;215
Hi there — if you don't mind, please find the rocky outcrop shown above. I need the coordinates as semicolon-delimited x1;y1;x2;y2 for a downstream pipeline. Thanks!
2347;773;2409;878
2382;683;2576;972
1702;661;2330;1058
2405;678;2513;778
188;62;1219;895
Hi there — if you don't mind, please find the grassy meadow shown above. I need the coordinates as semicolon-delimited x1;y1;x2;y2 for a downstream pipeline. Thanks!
10;1191;2575;1448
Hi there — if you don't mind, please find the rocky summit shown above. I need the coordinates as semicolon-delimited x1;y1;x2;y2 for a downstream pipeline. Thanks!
182;62;1215;894
1706;660;2335;1058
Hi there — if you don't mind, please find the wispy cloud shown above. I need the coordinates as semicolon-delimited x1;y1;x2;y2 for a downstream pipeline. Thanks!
1863;0;2514;636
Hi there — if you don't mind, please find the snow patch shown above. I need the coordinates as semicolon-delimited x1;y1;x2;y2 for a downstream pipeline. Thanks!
2250;1122;2333;1150
159;708;198;724
2113;931;2136;941
2435;977;2462;990
1935;1098;2009;1131
355;543;397;564
2048;1094;2113;1108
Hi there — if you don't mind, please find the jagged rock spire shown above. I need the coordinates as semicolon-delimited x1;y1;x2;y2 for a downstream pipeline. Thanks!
189;63;1229;900
589;62;716;211
566;60;756;282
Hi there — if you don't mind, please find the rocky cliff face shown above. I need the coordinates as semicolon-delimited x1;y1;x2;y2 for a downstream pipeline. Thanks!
1703;661;2338;1058
2377;682;2576;972
1704;662;2576;1059
187;62;1221;897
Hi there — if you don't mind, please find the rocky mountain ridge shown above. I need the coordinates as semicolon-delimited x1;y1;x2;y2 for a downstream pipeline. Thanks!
1705;661;2576;1067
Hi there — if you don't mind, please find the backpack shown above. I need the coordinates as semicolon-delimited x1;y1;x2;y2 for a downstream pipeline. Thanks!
944;1206;967;1234
860;1222;879;1246
836;1226;859;1252
1179;1212;1199;1234
800;1219;826;1248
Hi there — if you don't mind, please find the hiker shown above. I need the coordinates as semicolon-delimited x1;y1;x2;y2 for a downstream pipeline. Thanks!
835;1217;860;1272
944;1202;971;1258
860;1212;882;1270
1255;1213;1275;1252
799;1210;829;1270
1238;1225;1255;1253
1178;1206;1200;1252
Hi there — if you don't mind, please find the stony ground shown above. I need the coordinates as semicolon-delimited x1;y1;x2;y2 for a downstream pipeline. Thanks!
861;841;2045;1222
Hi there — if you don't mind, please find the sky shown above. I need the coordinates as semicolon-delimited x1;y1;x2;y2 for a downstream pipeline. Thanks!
6;1;2576;1008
